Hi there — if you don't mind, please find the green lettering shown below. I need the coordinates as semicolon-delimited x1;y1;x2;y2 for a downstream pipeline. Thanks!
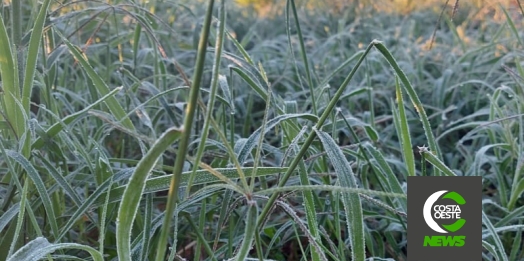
452;236;465;247
423;236;466;247
423;236;439;246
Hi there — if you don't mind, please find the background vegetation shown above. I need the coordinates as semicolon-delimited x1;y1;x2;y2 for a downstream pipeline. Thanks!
0;0;523;260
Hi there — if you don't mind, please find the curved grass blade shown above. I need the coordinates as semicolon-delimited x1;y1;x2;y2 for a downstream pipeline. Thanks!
314;129;365;261
482;211;509;261
8;177;30;258
482;240;501;261
230;66;268;101
94;167;288;206
32;86;123;149
5;150;59;240
230;200;258;261
218;75;235;111
508;178;524;211
6;237;103;261
58;32;135;131
0;203;20;233
256;41;375;233
372;41;441;164
236;113;318;166
362;142;407;211
276;200;327;261
116;127;182;260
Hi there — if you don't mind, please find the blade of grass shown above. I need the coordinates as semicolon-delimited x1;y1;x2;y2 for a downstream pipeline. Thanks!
256;41;374;235
230;200;257;261
419;146;456;176
21;0;51;115
482;211;509;261
58;31;135;131
93;166;288;206
116;127;182;260
500;4;523;49
373;41;442;166
286;0;317;114
393;76;416;177
314;129;365;261
5;150;59;241
0;203;20;233
155;1;216;260
6;237;103;261
186;0;226;197
8;176;29;258
183;212;218;261
32;86;123;149
0;11;23;139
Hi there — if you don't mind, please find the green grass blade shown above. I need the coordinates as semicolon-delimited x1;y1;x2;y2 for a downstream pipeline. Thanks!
231;200;258;261
276;200;328;260
0;203;20;233
99;176;114;259
230;66;268;101
6;237;103;261
93;167;288;206
509;229;522;261
393;76;415;177
362;142;407;211
116;127;182;260
508;178;524;211
482;240;501;261
286;0;317;114
32;86;123;149
0;12;23;138
495;205;524;227
256;42;374;231
33;153;83;207
236;113;318;164
296;152;322;261
314;129;365;261
5;150;59;241
372;41;441;164
58;33;135;131
155;0;216;258
21;0;51;113
500;4;523;48
8;177;29;258
56;174;117;241
482;211;509;261
419;146;456;176
187;0;226;197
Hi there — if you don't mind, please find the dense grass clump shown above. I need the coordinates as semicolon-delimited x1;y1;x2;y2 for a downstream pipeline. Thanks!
0;0;523;260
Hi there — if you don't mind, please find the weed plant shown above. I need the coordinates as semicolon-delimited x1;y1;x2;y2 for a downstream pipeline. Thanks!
0;0;523;260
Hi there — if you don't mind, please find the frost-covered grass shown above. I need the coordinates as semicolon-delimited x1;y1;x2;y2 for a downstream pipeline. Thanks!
0;0;523;260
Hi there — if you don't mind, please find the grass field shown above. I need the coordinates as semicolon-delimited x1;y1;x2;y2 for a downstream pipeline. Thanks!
1;0;524;260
